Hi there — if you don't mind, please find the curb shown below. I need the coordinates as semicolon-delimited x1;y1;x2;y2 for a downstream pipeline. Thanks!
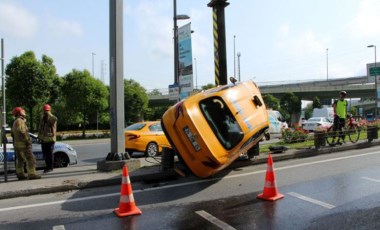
1;140;379;199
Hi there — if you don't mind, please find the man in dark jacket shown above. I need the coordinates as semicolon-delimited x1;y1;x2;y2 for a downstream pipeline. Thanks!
38;104;57;173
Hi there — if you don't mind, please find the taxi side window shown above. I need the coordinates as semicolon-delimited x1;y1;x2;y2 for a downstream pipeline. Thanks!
149;124;162;132
200;97;243;150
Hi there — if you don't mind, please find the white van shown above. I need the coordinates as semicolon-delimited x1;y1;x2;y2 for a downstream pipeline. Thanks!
267;110;288;136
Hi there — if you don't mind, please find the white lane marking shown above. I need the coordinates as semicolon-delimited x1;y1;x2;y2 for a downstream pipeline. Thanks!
362;176;380;183
0;150;379;212
53;225;65;230
195;210;236;230
0;193;119;212
287;192;336;209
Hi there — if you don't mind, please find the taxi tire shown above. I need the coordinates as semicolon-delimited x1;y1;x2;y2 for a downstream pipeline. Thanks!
247;143;259;159
145;142;158;157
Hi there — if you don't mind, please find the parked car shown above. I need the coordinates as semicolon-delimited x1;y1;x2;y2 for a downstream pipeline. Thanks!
267;110;288;136
0;129;78;170
302;117;333;131
162;80;269;178
366;113;375;122
124;121;170;157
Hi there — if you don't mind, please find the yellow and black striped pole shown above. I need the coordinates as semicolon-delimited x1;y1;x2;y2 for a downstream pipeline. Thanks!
208;0;229;86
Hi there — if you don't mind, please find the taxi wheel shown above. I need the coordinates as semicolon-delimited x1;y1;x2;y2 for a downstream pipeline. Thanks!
54;152;70;167
145;142;158;157
247;143;259;159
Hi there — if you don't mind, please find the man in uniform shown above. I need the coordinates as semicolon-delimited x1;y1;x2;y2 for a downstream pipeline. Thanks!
11;107;41;180
38;104;57;173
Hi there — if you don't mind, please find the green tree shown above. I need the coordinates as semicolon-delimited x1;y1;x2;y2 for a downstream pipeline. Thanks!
350;106;357;115
280;92;301;124
148;89;162;96
304;102;313;119
263;94;280;110
5;51;59;131
61;69;109;136
201;83;215;90
312;96;322;109
124;79;148;125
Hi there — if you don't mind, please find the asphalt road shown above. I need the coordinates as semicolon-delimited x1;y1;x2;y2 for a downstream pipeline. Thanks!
0;145;379;229
65;138;159;167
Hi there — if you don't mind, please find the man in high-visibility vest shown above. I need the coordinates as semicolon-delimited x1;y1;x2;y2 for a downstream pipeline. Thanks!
332;91;348;144
11;107;41;180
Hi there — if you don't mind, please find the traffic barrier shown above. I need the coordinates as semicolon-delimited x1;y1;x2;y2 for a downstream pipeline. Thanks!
257;154;284;201
114;164;142;217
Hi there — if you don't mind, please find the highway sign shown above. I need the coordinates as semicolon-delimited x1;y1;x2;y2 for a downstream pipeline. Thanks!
369;66;380;76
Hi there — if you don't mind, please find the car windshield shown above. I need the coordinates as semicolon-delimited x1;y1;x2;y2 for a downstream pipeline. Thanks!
199;96;243;150
126;123;146;131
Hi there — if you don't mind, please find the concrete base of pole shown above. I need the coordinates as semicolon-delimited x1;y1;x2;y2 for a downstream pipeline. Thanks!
96;159;141;172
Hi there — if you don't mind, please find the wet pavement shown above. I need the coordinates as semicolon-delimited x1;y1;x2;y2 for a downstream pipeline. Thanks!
0;139;379;200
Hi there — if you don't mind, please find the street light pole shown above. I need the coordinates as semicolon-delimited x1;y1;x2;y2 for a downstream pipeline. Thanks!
368;45;377;118
326;48;329;81
92;52;96;77
237;52;241;81
1;38;8;182
173;0;189;100
173;0;178;85
233;35;236;78
194;57;197;90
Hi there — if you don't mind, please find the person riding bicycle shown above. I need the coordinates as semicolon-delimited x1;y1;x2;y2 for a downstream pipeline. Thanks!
332;91;348;145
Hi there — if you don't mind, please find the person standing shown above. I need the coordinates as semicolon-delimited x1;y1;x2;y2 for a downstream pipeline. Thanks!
332;91;348;144
11;107;41;180
38;104;57;173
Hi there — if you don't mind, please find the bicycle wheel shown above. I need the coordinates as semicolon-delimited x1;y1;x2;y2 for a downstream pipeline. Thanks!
326;126;338;145
348;125;360;143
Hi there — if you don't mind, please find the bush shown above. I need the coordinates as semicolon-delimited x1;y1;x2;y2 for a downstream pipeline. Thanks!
282;128;309;143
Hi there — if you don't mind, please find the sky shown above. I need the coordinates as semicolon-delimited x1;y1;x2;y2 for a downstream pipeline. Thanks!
1;0;380;91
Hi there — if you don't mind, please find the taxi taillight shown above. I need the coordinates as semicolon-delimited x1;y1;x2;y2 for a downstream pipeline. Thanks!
128;134;141;140
175;101;184;120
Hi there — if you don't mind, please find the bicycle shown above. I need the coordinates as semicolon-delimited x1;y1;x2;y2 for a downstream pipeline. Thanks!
326;114;361;146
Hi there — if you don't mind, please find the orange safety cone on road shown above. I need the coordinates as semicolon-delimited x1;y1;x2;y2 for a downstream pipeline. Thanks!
114;164;142;217
257;154;284;201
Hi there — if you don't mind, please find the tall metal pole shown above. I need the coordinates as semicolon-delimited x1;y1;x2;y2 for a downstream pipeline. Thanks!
368;45;377;119
237;52;241;81
326;48;329;81
194;58;197;90
208;0;230;86
374;46;377;119
173;0;179;86
109;0;125;160
1;38;7;182
92;52;96;77
233;35;236;78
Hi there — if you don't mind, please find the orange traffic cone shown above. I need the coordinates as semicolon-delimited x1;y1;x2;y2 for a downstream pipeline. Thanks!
257;154;284;201
114;164;142;217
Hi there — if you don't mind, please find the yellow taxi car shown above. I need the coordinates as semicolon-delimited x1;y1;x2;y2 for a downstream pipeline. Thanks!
162;80;269;178
125;121;170;157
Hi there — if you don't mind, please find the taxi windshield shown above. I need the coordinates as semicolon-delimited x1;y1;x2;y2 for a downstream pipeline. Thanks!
199;96;243;150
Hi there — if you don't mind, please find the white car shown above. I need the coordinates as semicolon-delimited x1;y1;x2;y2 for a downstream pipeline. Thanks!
0;129;78;170
302;117;333;131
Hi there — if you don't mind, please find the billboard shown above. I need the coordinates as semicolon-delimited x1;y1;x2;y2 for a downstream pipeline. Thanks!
178;22;193;99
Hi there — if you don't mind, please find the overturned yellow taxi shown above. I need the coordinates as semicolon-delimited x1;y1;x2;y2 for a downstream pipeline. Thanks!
161;80;269;178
